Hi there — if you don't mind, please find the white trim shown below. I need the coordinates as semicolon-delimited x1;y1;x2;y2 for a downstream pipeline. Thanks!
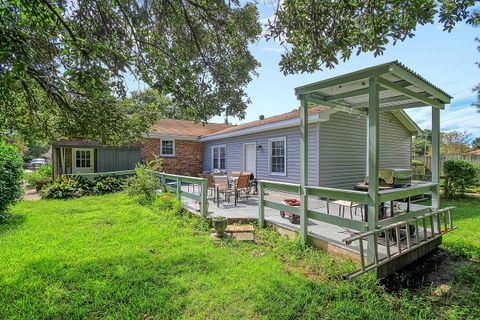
72;148;94;174
243;142;256;175
142;133;198;141
268;137;287;176
160;138;176;157
200;113;328;142
211;144;227;170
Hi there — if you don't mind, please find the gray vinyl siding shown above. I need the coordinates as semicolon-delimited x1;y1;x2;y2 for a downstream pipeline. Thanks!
318;111;412;189
96;148;142;172
203;124;319;185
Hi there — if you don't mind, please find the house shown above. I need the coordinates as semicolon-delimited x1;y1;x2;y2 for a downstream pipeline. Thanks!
51;120;230;178
52;107;420;188
201;106;420;189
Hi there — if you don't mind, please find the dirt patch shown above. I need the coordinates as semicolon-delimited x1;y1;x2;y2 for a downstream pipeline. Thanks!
23;188;41;201
382;249;463;292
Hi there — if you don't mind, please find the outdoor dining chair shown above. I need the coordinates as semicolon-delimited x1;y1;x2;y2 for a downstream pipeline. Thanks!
213;175;234;207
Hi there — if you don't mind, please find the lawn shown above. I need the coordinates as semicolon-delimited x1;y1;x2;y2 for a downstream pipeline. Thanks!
0;193;478;319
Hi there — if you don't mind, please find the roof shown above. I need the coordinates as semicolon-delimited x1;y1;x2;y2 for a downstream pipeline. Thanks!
204;106;329;137
295;61;452;113
470;149;480;155
146;119;231;138
51;139;142;148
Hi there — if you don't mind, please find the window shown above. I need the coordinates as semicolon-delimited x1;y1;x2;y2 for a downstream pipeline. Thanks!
160;139;175;156
212;145;226;170
269;137;286;175
75;149;92;168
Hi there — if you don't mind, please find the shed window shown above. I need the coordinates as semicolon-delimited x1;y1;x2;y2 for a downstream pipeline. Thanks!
212;145;226;170
160;139;175;156
75;149;92;168
269;137;286;175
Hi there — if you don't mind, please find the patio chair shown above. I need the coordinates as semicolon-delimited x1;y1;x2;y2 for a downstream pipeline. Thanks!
213;175;234;207
234;174;251;205
231;171;241;178
197;173;216;196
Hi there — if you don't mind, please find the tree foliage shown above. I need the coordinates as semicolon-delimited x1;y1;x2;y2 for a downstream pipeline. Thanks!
441;130;472;155
0;0;261;144
472;137;480;150
0;142;23;218
123;89;195;122
266;0;480;74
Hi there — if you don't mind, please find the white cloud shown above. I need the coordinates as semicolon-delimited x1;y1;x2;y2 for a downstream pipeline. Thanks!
406;102;480;138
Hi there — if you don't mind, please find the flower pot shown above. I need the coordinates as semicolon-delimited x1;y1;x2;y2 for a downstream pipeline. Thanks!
213;217;228;237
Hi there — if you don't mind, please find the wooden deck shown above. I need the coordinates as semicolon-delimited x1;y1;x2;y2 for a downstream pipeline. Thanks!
179;186;434;263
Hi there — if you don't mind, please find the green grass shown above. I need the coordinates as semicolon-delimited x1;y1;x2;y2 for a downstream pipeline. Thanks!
0;193;478;319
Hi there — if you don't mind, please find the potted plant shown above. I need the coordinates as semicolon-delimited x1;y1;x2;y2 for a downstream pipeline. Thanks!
212;216;228;237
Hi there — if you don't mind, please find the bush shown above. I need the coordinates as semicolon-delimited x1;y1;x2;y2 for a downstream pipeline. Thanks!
444;160;478;198
411;160;423;167
126;164;160;203
24;163;53;190
0;142;24;218
41;175;126;199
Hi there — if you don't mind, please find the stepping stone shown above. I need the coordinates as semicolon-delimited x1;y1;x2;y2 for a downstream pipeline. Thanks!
225;225;254;233
232;232;254;241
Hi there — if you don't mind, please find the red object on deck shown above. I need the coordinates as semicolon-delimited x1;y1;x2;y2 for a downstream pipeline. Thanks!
283;199;300;206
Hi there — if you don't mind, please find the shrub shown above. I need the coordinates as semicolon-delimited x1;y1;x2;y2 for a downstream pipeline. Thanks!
411;160;423;167
0;142;24;218
126;164;160;203
444;160;478;198
41;175;126;199
155;193;182;213
24;163;53;190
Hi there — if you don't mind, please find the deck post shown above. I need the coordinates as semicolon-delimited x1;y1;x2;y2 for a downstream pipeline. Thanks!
431;107;440;210
258;181;265;228
299;96;309;243
367;77;380;264
200;178;208;218
176;177;182;199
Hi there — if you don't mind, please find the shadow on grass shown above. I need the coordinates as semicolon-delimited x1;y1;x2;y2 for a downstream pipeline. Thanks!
0;214;26;235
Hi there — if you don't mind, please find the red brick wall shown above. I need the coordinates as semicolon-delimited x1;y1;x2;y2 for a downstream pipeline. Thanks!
142;138;203;176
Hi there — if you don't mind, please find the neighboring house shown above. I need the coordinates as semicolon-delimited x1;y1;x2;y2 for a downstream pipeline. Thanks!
52;107;420;189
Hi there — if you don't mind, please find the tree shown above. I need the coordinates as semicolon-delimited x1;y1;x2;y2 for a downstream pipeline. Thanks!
473;137;480;149
266;1;480;74
441;130;472;155
124;89;195;121
0;0;261;144
413;129;432;157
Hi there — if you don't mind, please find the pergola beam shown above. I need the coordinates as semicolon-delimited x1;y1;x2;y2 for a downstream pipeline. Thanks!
390;64;451;103
379;101;427;112
295;64;392;95
306;94;367;115
377;77;444;109
324;80;411;102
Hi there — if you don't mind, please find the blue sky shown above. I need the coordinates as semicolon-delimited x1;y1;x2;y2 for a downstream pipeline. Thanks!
126;2;480;138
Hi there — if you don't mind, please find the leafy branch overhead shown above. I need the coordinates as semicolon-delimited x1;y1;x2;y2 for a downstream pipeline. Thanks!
0;0;261;144
266;0;480;74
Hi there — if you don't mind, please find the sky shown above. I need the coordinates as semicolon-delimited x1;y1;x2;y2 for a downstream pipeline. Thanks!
126;2;480;139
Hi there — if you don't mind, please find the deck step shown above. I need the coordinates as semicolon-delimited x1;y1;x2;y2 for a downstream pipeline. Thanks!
225;225;254;233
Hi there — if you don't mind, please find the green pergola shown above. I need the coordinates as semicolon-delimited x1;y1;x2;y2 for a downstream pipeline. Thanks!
294;61;452;261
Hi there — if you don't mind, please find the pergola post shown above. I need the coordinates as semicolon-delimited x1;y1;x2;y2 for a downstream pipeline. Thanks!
367;77;380;264
431;107;441;209
299;96;309;243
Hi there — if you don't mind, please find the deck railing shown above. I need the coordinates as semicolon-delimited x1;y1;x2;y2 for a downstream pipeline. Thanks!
258;180;370;232
151;171;209;218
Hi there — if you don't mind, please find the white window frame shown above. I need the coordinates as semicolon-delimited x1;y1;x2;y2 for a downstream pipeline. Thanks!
72;148;94;173
160;138;176;157
268;137;287;176
211;144;227;170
